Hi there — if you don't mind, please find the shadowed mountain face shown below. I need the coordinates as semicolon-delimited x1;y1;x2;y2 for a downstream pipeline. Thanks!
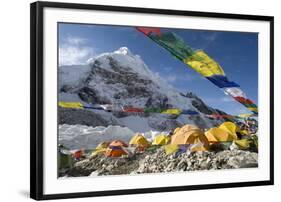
58;47;227;131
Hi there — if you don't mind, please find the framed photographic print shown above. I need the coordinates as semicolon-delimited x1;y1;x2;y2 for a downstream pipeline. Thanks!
30;1;274;200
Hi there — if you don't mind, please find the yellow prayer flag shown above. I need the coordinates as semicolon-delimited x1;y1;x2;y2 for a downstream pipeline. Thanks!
58;102;83;109
183;50;225;77
247;107;258;112
238;114;252;118
161;108;182;115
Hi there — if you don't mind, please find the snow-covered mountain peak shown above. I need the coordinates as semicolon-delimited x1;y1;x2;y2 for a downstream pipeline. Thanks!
114;47;133;56
59;47;226;130
86;47;154;81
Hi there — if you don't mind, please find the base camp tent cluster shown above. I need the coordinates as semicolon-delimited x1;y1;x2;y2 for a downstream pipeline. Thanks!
59;122;258;169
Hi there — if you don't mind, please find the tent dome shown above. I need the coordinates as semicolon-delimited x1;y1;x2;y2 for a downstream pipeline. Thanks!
171;124;209;150
152;134;171;145
91;142;110;157
109;140;128;147
129;134;150;148
205;127;237;143
218;122;240;139
105;140;128;157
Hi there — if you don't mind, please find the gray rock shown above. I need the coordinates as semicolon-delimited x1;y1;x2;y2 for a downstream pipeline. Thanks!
58;108;119;127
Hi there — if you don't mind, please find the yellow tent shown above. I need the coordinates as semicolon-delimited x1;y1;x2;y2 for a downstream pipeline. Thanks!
205;127;237;143
129;134;150;148
164;144;179;155
190;143;209;152
173;124;201;134
234;139;251;150
58;102;83;109
171;124;209;151
240;129;249;136
161;108;182;115
152;134;171;145
218;122;239;139
183;50;225;77
173;127;181;134
91;142;110;157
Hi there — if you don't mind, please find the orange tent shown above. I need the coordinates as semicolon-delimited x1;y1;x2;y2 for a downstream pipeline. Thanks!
109;140;128;147
105;140;129;157
72;149;84;159
171;124;209;151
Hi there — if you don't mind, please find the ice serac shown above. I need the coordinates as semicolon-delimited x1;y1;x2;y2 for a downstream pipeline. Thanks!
58;47;225;131
59;124;135;150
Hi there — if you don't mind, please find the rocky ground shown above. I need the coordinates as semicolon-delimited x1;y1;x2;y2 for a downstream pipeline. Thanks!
63;147;258;177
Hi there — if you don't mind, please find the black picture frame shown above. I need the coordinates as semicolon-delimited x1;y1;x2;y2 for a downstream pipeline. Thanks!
30;1;274;200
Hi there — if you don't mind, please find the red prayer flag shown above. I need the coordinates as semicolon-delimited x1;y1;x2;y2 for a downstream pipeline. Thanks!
136;27;161;36
123;107;144;113
234;96;254;105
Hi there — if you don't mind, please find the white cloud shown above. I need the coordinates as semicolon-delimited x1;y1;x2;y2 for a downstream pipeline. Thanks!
59;36;94;66
65;36;86;45
59;46;93;66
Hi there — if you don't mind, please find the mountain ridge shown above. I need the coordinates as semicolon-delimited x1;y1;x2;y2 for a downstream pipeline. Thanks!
58;47;227;131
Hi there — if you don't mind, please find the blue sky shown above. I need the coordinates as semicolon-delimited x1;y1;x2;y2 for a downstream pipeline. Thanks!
58;23;258;116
